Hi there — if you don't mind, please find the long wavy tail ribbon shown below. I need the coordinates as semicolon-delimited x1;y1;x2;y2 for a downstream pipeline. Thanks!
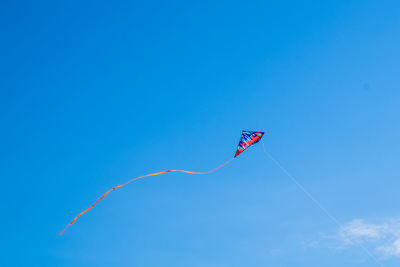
59;158;234;235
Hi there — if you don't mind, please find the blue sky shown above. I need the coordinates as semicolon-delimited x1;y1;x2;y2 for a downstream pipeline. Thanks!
1;0;400;266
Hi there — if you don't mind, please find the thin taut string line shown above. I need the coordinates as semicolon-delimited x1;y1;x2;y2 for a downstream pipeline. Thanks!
261;140;383;267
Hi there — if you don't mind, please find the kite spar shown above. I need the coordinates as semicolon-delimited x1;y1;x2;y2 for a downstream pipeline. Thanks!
59;130;264;235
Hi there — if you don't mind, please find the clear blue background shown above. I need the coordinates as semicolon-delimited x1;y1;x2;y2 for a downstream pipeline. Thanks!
1;0;399;266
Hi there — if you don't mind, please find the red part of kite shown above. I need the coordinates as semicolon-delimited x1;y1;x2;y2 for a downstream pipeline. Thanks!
234;131;264;157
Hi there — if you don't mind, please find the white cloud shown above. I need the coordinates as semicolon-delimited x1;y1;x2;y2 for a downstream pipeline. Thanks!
376;239;400;257
333;218;400;259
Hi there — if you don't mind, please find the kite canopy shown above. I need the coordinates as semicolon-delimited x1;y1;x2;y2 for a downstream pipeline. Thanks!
234;131;264;157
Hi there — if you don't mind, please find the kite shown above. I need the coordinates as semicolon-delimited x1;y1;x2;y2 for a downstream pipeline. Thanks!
59;130;264;235
234;131;264;157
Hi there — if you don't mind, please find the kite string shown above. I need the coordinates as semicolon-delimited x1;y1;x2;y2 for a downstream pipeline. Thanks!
260;141;384;267
59;158;234;235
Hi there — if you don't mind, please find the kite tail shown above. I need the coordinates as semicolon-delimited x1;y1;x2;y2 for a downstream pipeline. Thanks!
59;158;234;235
